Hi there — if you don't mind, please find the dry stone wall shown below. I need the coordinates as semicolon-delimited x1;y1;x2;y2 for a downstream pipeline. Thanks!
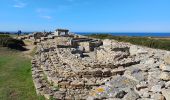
32;37;170;100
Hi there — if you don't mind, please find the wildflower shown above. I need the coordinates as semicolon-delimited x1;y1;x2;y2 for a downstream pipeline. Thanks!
96;87;105;93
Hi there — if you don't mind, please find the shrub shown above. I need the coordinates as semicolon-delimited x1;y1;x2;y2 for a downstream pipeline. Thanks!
0;34;26;51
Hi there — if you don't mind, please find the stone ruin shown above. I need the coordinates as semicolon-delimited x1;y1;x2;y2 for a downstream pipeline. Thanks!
71;38;102;52
31;35;170;100
53;29;69;36
19;29;73;45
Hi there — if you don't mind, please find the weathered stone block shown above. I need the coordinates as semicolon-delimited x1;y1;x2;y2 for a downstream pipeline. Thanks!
93;70;103;77
103;70;112;77
58;81;71;88
160;72;170;81
160;64;170;72
161;88;170;100
164;56;170;65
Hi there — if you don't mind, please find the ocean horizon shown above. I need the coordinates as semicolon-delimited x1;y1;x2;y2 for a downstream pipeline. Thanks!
75;32;170;37
1;31;170;37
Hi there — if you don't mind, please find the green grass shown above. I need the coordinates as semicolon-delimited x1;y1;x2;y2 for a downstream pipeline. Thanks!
0;48;45;100
30;47;37;57
88;34;170;51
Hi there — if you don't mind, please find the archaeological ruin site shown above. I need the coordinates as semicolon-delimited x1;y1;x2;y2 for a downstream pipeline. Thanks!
30;29;170;100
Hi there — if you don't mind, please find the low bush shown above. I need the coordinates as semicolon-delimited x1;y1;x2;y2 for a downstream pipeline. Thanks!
0;34;26;51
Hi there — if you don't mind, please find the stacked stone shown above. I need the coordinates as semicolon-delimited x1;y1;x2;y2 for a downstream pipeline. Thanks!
89;45;170;100
32;56;55;99
32;36;170;100
31;38;129;99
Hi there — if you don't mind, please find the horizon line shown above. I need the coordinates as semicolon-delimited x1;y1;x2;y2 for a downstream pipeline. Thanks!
1;31;170;33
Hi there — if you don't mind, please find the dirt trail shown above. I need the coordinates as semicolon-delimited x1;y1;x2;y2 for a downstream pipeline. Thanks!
21;40;36;59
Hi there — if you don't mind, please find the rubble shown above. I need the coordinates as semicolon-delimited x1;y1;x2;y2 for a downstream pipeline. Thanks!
31;35;170;99
161;88;170;100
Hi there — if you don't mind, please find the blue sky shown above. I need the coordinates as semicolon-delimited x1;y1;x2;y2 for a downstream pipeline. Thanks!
0;0;170;32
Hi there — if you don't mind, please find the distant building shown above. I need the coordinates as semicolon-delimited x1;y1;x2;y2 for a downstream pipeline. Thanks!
53;29;69;36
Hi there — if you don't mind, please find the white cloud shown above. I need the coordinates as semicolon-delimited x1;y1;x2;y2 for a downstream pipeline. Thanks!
13;3;26;8
36;8;54;20
36;8;50;13
13;0;27;8
40;15;52;20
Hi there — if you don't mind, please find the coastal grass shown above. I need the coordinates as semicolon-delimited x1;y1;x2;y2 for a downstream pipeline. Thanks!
0;48;45;100
88;34;170;51
30;46;37;57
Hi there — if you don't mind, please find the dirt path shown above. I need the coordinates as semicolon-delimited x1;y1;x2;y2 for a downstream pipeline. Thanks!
21;40;36;59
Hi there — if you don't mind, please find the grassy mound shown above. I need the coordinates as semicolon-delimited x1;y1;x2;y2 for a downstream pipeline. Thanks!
0;48;45;100
0;34;26;51
88;34;170;51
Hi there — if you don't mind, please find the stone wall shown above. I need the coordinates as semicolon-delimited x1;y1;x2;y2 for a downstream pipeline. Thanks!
31;36;170;100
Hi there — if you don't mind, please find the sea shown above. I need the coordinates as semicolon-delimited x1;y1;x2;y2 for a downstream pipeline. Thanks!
1;31;170;37
75;32;170;37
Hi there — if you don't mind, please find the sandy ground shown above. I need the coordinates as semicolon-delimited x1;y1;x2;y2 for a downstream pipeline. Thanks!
22;40;36;59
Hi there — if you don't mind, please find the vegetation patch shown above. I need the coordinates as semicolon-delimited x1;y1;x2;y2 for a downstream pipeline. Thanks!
88;34;170;51
0;34;26;51
0;48;45;100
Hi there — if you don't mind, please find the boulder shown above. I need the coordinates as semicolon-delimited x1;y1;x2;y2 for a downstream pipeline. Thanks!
35;82;43;89
129;45;148;56
87;96;95;100
151;93;165;100
136;81;148;90
145;58;155;65
124;67;146;82
70;81;85;89
111;68;126;75
161;88;170;100
164;56;170;65
147;70;162;87
115;90;127;98
91;76;137;99
160;64;170;72
142;92;150;98
136;88;149;97
137;49;148;54
105;76;137;88
150;85;162;93
58;81;71;88
160;72;170;81
53;91;65;99
165;81;170;88
140;99;156;100
123;90;140;100
129;45;138;56
103;70;112;77
93;70;103;77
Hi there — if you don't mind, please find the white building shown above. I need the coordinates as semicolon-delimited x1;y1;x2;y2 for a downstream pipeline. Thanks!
53;29;69;36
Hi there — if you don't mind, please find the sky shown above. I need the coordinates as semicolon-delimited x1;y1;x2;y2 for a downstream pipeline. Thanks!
0;0;170;32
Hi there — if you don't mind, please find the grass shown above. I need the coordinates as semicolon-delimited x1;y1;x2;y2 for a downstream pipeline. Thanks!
0;48;45;100
88;34;170;51
30;46;37;57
